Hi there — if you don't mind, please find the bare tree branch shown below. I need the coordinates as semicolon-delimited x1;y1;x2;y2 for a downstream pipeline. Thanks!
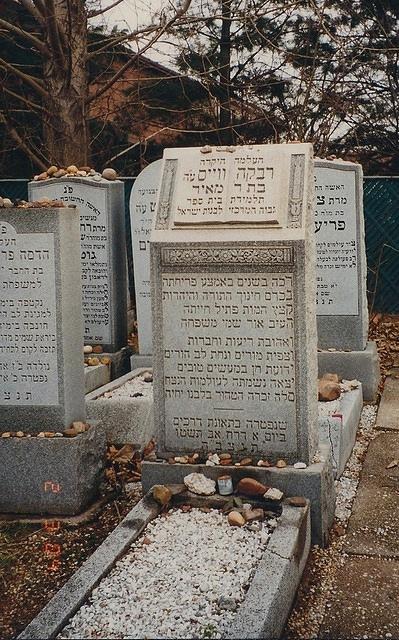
0;57;47;97
87;0;193;104
0;17;47;54
88;0;125;19
0;113;48;170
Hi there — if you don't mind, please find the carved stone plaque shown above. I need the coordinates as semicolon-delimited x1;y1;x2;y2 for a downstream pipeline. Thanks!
0;222;59;405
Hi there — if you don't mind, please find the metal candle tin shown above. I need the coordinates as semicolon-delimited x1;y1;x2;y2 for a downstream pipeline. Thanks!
217;475;233;495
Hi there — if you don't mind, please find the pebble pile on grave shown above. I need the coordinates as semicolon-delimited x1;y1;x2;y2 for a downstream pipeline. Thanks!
315;158;380;401
0;200;105;515
28;165;127;378
142;143;335;546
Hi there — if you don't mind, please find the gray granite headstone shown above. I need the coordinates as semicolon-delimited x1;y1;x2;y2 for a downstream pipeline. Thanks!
151;143;318;464
28;178;127;352
0;207;85;431
314;160;368;350
130;160;162;355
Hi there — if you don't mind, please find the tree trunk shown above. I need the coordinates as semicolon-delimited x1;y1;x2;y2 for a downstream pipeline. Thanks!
219;0;234;145
42;0;88;167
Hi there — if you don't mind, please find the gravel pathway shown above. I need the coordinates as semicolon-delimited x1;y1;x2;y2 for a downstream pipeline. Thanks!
284;403;378;639
58;509;276;639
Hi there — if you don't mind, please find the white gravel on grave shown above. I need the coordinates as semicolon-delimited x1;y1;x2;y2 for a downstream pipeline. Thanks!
100;374;153;400
334;403;377;523
58;508;274;640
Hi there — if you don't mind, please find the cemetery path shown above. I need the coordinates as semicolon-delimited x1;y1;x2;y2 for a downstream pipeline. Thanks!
284;374;399;640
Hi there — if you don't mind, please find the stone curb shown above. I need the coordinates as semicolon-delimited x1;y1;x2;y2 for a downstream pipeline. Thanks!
228;501;310;639
17;494;161;640
17;493;309;640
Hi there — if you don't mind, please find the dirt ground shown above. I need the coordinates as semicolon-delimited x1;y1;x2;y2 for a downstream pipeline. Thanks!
1;315;398;640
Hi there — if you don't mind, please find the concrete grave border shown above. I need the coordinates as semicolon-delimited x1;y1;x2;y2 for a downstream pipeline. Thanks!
85;367;153;446
18;493;310;640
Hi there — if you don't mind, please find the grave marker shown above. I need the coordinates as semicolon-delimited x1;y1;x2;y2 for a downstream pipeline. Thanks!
151;143;318;464
130;160;162;355
28;177;127;352
0;207;84;430
315;160;368;350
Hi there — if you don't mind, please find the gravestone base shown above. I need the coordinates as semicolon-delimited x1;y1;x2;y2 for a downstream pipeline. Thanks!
318;341;380;402
130;354;153;370
0;422;105;516
84;364;110;394
319;386;363;478
142;444;335;547
85;347;131;381
85;369;153;447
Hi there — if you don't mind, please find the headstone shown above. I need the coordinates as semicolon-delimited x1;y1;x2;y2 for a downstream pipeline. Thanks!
130;160;162;355
315;160;368;350
0;207;84;430
28;177;127;352
151;143;318;464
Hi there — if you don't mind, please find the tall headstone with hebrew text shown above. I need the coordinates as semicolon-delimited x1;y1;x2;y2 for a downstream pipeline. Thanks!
0;207;85;429
315;159;368;350
130;160;162;355
29;177;127;352
151;144;318;464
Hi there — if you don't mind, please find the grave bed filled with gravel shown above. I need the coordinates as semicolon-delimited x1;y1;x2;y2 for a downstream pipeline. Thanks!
19;493;310;640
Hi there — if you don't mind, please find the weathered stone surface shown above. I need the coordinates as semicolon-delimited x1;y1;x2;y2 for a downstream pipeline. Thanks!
29;177;127;352
152;143;318;464
84;364;110;394
85;369;154;447
318;341;380;402
376;376;399;431
315;159;368;351
130;160;162;355
0;422;105;515
0;207;85;431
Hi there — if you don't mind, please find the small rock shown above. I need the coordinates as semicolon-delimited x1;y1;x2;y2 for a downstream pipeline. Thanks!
3;198;13;207
37;432;45;438
92;173;102;181
53;169;67;178
66;165;78;174
207;453;220;465
143;372;153;383
174;455;189;464
238;457;252;466
43;432;55;438
102;167;117;180
79;166;92;173
276;459;287;468
294;461;307;469
87;357;100;366
37;172;48;181
318;380;341;401
321;372;340;383
71;421;86;434
54;432;63;437
243;508;264;522
237;477;268;496
76;170;87;177
247;521;262;532
257;459;271;467
1;432;11;438
92;345;103;354
227;511;245;527
188;453;199;464
184;473;216;495
83;345;93;354
47;165;58;176
15;431;24;437
264;487;284;501
152;484;172;506
287;496;307;507
386;459;398;469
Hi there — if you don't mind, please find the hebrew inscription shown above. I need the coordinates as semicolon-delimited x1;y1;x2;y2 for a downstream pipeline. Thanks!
0;222;59;405
161;270;298;455
315;167;358;315
30;181;111;343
